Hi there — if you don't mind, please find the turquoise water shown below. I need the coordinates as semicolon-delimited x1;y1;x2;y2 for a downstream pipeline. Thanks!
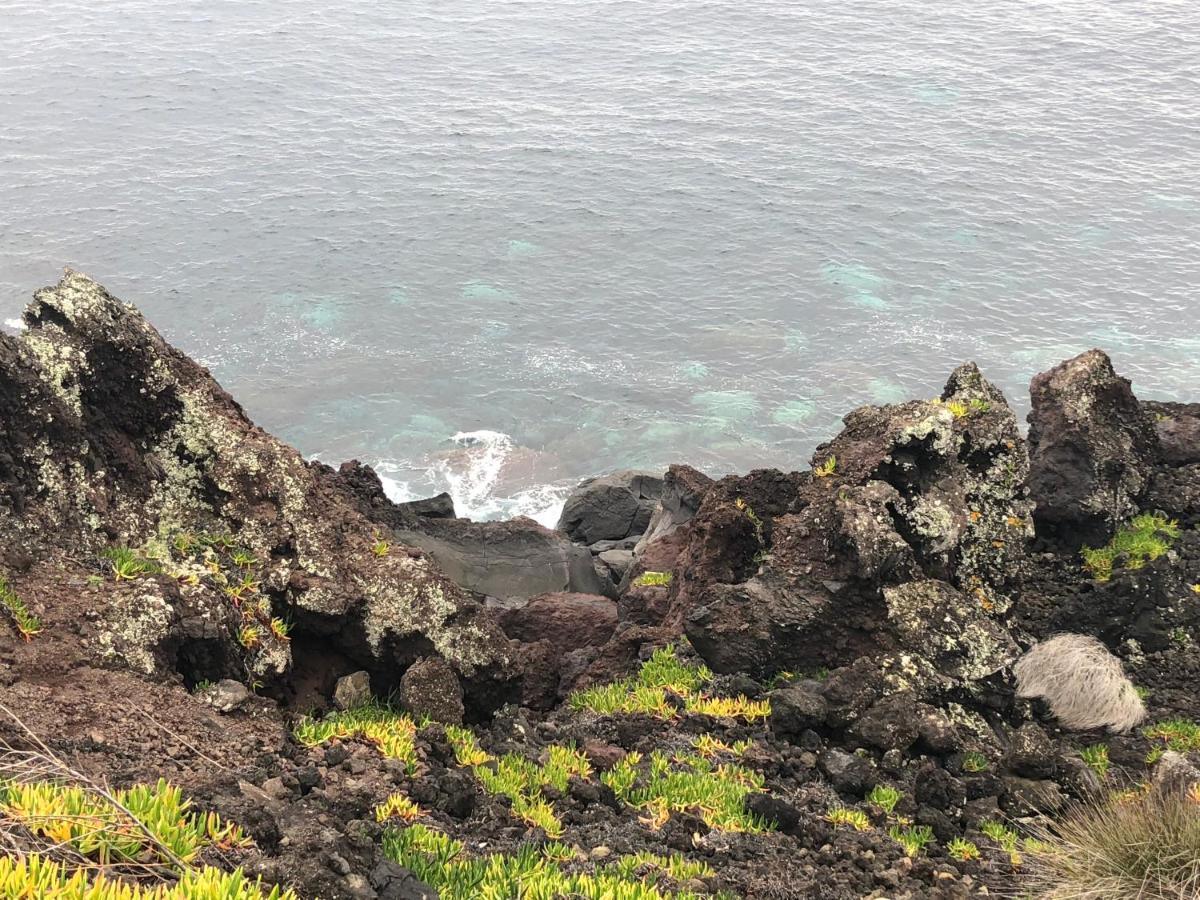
2;0;1198;521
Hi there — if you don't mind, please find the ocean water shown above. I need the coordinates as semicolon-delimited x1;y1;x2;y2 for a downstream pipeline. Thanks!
2;1;1199;525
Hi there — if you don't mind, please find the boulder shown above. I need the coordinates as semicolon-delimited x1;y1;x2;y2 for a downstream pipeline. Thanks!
1027;349;1158;547
556;470;664;545
769;682;830;740
399;657;464;725
333;671;372;711
1144;401;1200;466
204;679;251;713
498;592;618;652
395;516;605;600
1003;723;1057;779
399;492;456;520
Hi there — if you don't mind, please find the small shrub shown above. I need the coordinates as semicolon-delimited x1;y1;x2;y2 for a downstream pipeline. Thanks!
889;824;934;857
1013;634;1145;732
102;546;160;581
0;856;293;899
569;645;769;722
237;624;261;649
866;784;902;813
0;575;41;640
1081;513;1180;582
826;805;871;831
947;838;980;861
602;750;772;833
633;571;673;588
376;792;424;823
370;533;390;557
962;751;989;772
383;822;725;900
268;617;291;641
814;455;837;478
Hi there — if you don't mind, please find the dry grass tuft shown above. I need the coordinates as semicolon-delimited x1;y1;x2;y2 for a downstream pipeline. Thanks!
1021;789;1200;899
1014;634;1145;732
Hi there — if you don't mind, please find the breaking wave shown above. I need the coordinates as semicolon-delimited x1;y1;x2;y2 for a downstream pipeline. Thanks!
374;430;571;529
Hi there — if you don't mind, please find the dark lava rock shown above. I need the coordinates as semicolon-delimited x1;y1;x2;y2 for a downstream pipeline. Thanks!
369;860;437;900
634;464;714;554
914;764;966;811
819;748;876;794
556;470;664;545
499;592;618;652
745;793;802;833
398;491;456;520
915;707;960;754
1001;777;1067;815
399;657;465;725
852;693;921;753
1028;349;1158;547
0;271;515;693
769;682;829;741
1003;723;1057;779
1144;401;1200;466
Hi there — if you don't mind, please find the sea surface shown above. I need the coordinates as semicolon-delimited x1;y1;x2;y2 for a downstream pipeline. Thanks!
3;0;1199;524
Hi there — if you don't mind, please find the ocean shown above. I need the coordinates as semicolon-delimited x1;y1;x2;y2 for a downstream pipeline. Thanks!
3;0;1198;525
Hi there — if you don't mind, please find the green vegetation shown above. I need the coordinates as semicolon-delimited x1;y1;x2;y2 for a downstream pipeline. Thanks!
889;824;934;858
1143;718;1200;764
268;617;291;641
940;397;991;419
0;575;41;640
293;702;419;773
470;745;593;838
1081;513;1181;582
370;536;390;558
633;571;673;588
383;824;733;900
0;777;249;866
814;455;837;478
826;805;871;831
947;838;980;861
0;856;294;900
866;784;902;814
1080;744;1110;780
102;546;161;581
375;792;424;823
603;750;772;833
569;646;770;721
980;820;1022;866
961;751;989;772
690;735;753;758
1022;789;1200;898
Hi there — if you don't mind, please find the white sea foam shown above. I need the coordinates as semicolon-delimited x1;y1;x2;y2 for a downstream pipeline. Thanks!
376;430;569;528
3;318;24;331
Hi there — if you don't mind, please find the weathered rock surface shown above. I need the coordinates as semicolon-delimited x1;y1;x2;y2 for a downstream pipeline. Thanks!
682;363;1031;685
394;516;605;600
0;272;514;694
1027;349;1158;547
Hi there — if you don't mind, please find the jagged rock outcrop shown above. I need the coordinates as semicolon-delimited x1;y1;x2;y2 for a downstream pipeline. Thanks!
680;363;1032;685
0;272;514;696
1027;349;1159;547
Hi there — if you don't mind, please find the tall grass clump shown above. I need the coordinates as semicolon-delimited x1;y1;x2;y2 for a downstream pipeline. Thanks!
1021;789;1200;899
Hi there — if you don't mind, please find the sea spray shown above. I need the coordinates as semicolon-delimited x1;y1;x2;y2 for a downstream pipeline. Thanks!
376;430;571;528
